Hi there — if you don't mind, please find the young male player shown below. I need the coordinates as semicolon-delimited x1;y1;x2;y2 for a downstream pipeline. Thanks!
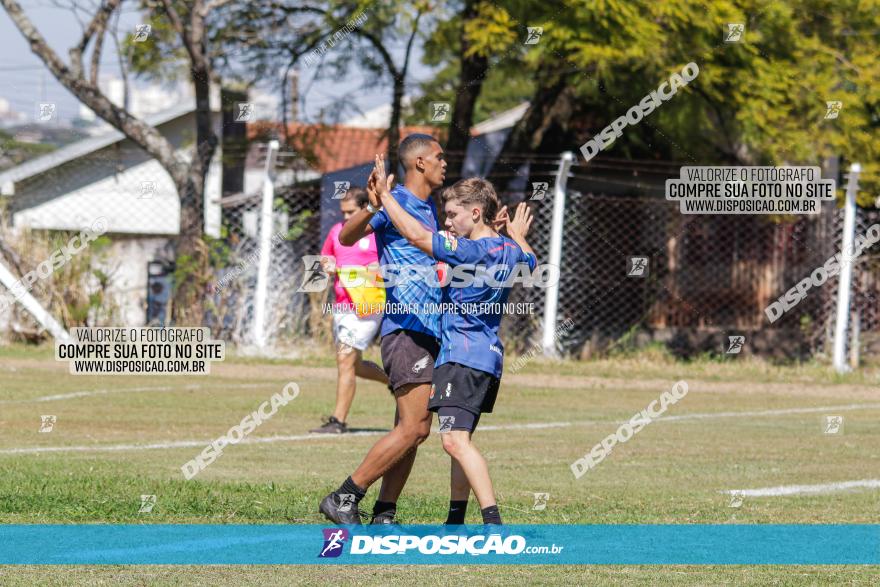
370;155;536;525
318;134;446;524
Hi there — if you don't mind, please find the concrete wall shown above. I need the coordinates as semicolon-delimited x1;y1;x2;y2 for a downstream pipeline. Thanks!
100;236;174;326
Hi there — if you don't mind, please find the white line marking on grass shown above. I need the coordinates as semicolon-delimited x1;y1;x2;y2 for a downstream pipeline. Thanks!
478;422;572;431
0;383;271;404
658;403;880;422
0;432;384;455
722;479;880;497
0;423;577;455
1;403;878;456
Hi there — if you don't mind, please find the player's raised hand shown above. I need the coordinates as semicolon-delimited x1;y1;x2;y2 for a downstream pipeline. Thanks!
366;168;382;208
492;205;509;232
507;202;533;239
373;154;395;199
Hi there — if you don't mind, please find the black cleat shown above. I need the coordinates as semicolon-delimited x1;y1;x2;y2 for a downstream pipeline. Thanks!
319;492;362;525
370;511;398;525
310;416;348;434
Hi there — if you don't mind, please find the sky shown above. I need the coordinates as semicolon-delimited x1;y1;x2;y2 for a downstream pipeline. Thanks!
0;1;433;127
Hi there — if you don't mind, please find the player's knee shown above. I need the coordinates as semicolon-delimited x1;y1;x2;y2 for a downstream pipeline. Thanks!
413;422;431;445
337;349;358;369
401;421;430;446
440;432;465;457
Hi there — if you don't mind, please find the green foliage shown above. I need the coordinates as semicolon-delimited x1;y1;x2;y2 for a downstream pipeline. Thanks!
205;226;234;270
286;209;314;241
0;130;56;171
124;6;188;81
506;0;879;194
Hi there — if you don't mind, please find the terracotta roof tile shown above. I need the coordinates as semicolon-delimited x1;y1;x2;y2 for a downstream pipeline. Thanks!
247;122;443;174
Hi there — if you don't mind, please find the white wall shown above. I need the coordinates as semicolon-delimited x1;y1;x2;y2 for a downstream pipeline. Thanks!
100;236;173;326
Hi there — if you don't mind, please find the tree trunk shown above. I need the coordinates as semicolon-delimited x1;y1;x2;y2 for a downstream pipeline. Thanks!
171;62;217;326
3;0;220;325
387;76;404;176
172;173;209;325
445;0;489;181
487;76;570;190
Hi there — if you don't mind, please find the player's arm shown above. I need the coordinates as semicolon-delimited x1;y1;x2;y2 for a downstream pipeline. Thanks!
340;168;386;245
506;202;536;262
371;155;434;256
338;209;375;246
319;230;337;274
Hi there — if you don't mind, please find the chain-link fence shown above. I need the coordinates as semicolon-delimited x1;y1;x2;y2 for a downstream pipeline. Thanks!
3;138;876;363
212;143;322;348
500;155;880;362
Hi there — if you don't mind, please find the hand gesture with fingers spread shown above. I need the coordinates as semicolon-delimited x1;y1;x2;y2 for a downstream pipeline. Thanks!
366;168;382;208
492;205;509;233
506;203;533;241
373;154;395;201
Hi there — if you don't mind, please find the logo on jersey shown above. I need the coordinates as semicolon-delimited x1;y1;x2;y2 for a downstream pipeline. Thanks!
445;382;452;398
412;355;430;374
319;528;349;558
443;235;458;252
430;384;436;399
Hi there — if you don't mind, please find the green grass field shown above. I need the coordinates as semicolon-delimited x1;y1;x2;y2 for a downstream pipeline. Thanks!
1;343;878;585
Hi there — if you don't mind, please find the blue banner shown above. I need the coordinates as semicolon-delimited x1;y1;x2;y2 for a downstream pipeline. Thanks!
0;524;877;565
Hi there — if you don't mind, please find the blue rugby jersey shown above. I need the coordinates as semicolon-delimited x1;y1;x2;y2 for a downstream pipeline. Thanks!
430;232;537;377
369;185;442;338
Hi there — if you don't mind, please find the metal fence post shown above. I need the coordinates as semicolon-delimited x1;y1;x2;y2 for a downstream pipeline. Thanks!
0;261;69;341
253;140;279;349
833;163;860;373
542;151;574;356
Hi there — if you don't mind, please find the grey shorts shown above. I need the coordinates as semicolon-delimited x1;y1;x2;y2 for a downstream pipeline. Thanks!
380;329;440;394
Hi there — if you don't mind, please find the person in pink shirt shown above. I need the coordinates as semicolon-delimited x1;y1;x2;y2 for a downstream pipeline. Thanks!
311;188;389;434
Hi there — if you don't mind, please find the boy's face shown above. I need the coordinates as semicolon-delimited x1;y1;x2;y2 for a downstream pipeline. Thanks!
339;199;359;221
443;200;481;239
417;142;447;189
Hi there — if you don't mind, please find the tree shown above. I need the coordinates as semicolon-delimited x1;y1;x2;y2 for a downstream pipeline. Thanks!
439;1;517;180
475;0;880;196
221;1;433;173
1;0;223;324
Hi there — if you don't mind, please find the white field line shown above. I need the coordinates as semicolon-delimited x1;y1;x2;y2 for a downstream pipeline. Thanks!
722;479;880;497
1;402;878;456
0;382;271;404
658;402;880;422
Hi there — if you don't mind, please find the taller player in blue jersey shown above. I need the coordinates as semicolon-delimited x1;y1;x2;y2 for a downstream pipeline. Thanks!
369;155;536;526
319;134;447;525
